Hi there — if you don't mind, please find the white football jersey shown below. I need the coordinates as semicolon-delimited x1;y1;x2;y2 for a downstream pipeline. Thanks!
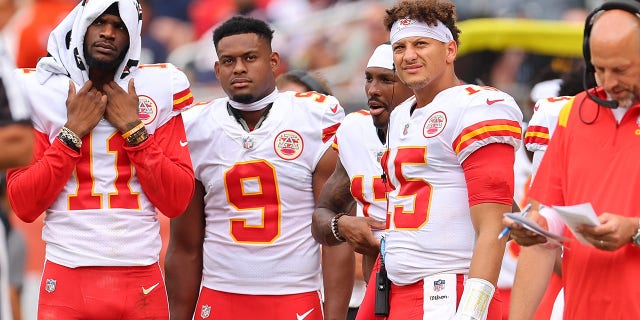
384;85;522;285
525;96;574;153
16;63;192;267
333;109;399;240
183;91;344;295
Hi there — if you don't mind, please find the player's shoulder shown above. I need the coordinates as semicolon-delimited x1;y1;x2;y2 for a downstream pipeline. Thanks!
339;109;372;129
344;109;371;121
278;90;343;115
134;63;188;83
532;96;574;117
450;85;522;123
456;84;517;106
15;68;38;83
183;98;224;118
136;62;180;74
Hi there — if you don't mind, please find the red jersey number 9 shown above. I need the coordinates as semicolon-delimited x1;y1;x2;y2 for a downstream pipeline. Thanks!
224;160;281;244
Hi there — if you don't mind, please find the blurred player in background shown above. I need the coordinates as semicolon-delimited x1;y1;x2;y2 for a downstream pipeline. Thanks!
311;42;414;320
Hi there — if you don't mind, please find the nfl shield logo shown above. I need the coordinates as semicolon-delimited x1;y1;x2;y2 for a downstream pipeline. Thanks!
201;305;211;319
433;279;445;292
243;136;255;150
45;279;56;293
376;151;384;164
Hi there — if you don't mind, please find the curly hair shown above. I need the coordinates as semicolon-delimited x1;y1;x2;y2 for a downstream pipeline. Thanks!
383;0;461;44
213;15;274;48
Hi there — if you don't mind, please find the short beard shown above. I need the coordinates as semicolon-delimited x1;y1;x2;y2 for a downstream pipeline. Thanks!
607;92;637;109
231;93;255;104
84;45;128;71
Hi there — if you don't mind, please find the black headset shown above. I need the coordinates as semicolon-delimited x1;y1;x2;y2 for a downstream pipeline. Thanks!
582;0;640;108
286;69;330;96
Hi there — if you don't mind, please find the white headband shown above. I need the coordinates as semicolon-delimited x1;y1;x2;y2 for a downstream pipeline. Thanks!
390;18;453;45
366;43;394;70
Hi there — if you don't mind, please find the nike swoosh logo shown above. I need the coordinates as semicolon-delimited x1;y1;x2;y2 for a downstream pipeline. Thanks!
330;104;338;113
142;283;160;295
486;98;504;105
296;308;314;320
179;140;188;147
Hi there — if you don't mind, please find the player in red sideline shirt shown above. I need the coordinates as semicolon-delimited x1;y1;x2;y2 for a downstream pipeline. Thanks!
6;0;195;318
165;15;352;320
379;1;522;319
311;42;414;320
504;3;640;319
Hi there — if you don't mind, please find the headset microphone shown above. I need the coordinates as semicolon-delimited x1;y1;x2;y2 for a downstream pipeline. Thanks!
582;71;619;109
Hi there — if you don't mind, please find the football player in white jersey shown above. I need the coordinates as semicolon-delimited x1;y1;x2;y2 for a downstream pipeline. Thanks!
311;43;413;320
0;39;32;170
5;0;196;318
380;1;523;319
0;38;32;320
165;16;352;320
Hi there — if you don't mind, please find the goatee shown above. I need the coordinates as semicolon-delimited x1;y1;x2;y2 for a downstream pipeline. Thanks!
232;94;254;104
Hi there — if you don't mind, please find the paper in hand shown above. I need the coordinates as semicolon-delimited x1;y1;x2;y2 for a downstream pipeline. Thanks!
552;203;600;246
503;213;570;246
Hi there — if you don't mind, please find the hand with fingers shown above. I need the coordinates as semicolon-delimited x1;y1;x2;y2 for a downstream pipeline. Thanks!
65;80;107;138
576;213;639;251
103;78;141;133
337;216;385;256
502;208;550;247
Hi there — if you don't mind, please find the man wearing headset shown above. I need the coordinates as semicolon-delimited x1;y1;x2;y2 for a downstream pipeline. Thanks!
504;1;640;318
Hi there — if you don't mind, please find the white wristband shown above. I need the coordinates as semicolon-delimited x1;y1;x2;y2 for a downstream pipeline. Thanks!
454;277;495;320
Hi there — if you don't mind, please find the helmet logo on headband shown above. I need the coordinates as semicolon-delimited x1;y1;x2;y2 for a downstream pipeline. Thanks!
397;18;416;30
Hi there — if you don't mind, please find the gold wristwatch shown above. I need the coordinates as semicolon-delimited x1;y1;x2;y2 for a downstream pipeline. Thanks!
631;218;640;246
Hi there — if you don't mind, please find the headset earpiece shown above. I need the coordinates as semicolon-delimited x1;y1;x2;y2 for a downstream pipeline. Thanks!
581;0;640;109
583;0;640;74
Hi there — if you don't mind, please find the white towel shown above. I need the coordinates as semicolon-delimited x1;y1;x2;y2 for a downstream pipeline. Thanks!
36;0;142;86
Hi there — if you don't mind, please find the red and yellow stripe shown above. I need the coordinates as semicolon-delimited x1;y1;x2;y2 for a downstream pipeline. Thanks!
524;125;550;146
331;136;339;152
452;119;521;154
173;88;194;111
322;123;341;143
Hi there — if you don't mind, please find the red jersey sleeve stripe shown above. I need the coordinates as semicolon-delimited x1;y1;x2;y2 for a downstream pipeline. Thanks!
524;125;550;146
173;88;194;111
331;136;339;152
452;119;521;154
322;123;341;143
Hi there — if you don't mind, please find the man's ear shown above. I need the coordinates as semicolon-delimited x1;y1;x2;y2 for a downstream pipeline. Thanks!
270;52;280;71
214;61;220;78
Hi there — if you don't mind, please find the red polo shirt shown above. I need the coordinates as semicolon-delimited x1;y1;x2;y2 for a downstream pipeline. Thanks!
530;89;640;319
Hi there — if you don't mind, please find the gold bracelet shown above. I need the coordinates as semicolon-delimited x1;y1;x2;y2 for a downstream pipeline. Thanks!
58;126;82;151
122;122;145;139
125;127;149;146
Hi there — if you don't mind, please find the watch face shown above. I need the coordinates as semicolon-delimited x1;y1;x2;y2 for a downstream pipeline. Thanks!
634;232;640;246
